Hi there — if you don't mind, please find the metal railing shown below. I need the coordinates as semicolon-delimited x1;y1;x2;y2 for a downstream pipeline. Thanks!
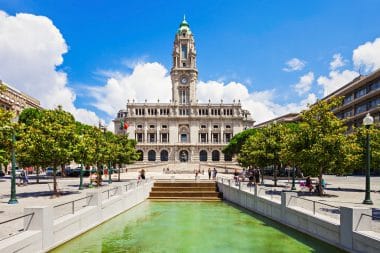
53;195;93;219
288;196;340;221
355;213;380;234
102;187;119;201
0;213;34;241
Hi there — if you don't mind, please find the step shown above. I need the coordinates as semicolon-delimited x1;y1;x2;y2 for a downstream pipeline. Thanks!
149;192;220;198
151;187;216;192
154;182;216;188
148;197;221;202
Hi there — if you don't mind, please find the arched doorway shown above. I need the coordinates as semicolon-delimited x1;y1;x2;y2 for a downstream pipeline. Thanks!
137;150;143;161
160;150;168;161
179;150;189;162
199;150;208;161
148;150;156;161
212;150;220;161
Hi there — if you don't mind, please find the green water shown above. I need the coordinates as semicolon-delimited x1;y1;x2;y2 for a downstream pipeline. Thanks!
51;201;344;253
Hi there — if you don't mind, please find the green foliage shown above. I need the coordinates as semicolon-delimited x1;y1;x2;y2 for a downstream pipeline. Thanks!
223;128;258;157
283;97;360;190
0;108;14;165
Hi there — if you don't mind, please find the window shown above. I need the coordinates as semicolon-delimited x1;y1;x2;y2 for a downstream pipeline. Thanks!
199;150;207;161
370;80;380;92
355;103;367;114
225;133;232;142
150;125;155;128
149;133;156;143
137;133;143;143
200;133;207;143
137;150;143;161
148;150;156;161
181;44;187;59
160;150;168;161
355;88;367;99
162;125;167;129
343;110;353;118
224;153;232;162
181;133;188;143
137;124;143;129
368;98;380;109
161;133;168;143
213;125;218;129
212;133;219;143
225;125;231;129
201;124;207;129
212;150;220;161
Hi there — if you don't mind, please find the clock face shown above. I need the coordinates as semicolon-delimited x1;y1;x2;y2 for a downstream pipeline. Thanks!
181;77;188;84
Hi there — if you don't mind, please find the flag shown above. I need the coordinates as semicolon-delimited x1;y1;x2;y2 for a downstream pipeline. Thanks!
123;122;129;130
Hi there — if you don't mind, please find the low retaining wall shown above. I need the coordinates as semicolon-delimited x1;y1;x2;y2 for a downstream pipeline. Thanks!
218;181;380;253
0;180;154;253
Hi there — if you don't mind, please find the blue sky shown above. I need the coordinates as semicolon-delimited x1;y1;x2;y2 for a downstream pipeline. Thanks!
1;0;380;126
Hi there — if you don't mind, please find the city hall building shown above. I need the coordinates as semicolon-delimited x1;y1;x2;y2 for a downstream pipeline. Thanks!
114;18;254;163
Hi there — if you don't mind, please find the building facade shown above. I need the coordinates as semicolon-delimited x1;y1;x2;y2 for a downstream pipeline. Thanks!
326;69;380;130
0;80;41;115
114;18;254;163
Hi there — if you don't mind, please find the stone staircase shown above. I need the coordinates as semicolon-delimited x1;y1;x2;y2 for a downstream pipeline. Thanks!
149;181;222;201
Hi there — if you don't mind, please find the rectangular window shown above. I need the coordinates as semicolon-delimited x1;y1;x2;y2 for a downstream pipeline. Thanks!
355;103;367;114
343;94;354;105
149;133;156;143
181;134;188;143
370;80;380;92
355;88;367;99
200;133;207;143
162;133;168;143
137;133;143;143
213;133;219;143
181;44;187;59
225;133;232;142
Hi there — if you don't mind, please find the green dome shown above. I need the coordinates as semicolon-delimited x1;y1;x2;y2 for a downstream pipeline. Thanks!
177;15;191;34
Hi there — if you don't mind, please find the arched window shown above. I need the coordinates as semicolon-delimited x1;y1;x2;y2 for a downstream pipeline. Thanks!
137;150;143;161
199;150;208;161
148;150;156;161
224;153;232;161
212;150;220;161
160;150;168;161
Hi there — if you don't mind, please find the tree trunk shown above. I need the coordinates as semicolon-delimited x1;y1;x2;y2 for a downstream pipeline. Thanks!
61;164;65;177
118;164;121;182
96;163;102;187
273;164;278;187
36;166;39;184
260;168;264;185
53;165;59;196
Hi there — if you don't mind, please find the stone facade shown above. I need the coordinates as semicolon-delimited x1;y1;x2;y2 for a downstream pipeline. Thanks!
0;80;41;115
114;18;254;163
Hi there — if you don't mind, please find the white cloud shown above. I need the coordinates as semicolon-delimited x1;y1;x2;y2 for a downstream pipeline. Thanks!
88;62;172;116
283;58;306;72
330;53;345;70
353;37;380;72
0;11;100;126
293;72;314;95
317;70;358;96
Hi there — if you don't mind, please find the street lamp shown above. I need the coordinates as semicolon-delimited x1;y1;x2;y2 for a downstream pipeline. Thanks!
291;164;296;191
4;117;19;204
101;125;112;185
78;135;84;190
362;113;374;205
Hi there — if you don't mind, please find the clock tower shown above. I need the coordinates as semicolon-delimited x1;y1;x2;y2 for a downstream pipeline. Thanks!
170;16;198;105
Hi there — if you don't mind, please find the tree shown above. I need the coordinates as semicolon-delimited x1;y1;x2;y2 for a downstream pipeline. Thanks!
0;108;14;173
114;134;139;181
17;108;45;183
283;97;360;195
223;128;258;158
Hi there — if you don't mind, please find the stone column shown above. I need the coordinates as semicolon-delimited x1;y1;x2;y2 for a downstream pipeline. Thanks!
340;207;372;250
24;206;54;249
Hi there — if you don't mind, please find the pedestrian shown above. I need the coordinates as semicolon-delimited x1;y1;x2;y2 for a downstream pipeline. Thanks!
212;168;217;180
305;176;313;192
208;168;211;180
140;169;146;180
23;169;29;185
195;170;199;180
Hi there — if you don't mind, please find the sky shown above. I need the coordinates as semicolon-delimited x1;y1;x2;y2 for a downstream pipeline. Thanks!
1;0;380;129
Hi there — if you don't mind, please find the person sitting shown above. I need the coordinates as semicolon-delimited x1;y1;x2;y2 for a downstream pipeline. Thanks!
305;176;313;192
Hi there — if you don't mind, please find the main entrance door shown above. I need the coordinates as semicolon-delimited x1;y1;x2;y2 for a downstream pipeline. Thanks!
179;150;189;162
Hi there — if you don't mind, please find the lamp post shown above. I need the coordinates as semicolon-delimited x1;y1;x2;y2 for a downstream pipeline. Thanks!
78;135;84;190
362;113;374;205
8;128;18;204
291;165;296;191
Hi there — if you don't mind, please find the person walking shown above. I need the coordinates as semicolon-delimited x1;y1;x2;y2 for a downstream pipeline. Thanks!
208;168;211;180
212;168;217;180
